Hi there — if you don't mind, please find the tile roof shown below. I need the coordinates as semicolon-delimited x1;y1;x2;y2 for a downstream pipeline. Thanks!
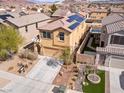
7;13;50;27
102;14;124;26
111;8;124;13
106;20;124;34
38;13;85;32
52;8;71;17
38;20;71;31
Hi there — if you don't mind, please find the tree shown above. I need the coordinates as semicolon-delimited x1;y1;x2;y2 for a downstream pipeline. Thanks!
50;4;57;14
0;25;23;60
60;48;72;65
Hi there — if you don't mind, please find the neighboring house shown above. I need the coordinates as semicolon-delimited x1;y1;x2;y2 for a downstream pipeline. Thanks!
110;8;124;15
7;11;28;18
96;14;124;66
96;14;124;93
0;13;14;21
52;8;72;18
38;13;88;57
86;8;108;20
6;13;50;51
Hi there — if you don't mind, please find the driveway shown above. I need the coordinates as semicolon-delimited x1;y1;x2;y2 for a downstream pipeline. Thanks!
0;56;62;93
26;56;61;83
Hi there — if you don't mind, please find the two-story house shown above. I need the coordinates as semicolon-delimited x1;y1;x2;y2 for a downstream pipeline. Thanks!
6;13;50;52
95;14;124;93
96;14;124;66
38;13;89;57
86;8;108;20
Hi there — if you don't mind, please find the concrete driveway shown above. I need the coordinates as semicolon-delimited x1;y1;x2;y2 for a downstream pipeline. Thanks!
26;56;61;83
0;56;62;93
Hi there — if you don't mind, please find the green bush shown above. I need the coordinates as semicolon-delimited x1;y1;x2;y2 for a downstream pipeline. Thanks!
0;25;23;60
18;49;38;60
0;49;8;61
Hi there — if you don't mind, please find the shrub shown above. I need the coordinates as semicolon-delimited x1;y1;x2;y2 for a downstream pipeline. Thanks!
18;49;38;60
0;49;8;61
18;49;27;58
27;51;38;60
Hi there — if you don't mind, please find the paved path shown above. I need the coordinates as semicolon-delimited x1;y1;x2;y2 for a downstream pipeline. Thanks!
0;56;61;93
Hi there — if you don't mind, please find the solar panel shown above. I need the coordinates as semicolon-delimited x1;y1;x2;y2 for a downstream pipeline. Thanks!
69;22;80;30
67;14;85;30
66;18;73;22
68;14;79;19
75;16;84;22
67;14;85;23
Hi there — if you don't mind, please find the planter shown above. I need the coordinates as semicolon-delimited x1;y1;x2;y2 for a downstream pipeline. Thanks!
87;73;101;84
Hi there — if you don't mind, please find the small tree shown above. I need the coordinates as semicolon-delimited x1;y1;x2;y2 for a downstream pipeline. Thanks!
0;25;23;60
60;48;72;66
50;4;57;14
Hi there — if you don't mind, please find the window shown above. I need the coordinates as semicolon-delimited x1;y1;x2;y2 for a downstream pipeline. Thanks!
43;31;51;39
25;26;28;32
59;32;64;41
110;35;124;45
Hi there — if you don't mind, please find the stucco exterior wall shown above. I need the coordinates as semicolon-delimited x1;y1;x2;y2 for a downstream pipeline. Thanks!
18;24;39;45
39;22;88;57
53;28;70;47
69;22;88;52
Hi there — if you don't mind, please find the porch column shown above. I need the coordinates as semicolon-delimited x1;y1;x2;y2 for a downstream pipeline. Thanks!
95;53;100;65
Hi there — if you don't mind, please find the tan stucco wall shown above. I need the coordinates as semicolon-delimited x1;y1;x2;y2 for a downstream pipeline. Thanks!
40;22;88;57
40;29;67;57
69;22;88;52
42;47;62;58
18;24;39;45
6;20;49;47
53;28;70;47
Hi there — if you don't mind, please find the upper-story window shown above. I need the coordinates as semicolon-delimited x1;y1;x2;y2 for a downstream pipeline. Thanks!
59;32;64;41
43;31;51;39
110;35;124;45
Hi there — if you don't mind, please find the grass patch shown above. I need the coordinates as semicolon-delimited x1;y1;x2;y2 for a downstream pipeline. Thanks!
83;70;105;93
